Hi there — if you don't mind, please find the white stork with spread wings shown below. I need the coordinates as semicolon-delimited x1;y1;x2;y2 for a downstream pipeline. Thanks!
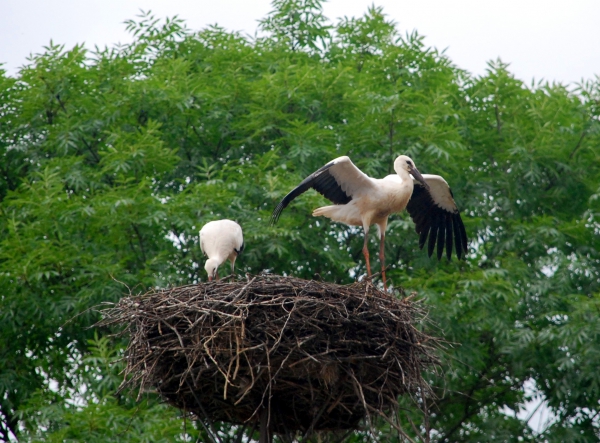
271;155;467;290
200;219;244;281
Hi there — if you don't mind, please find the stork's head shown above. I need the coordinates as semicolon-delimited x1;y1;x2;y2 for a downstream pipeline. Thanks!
394;155;430;190
204;258;219;281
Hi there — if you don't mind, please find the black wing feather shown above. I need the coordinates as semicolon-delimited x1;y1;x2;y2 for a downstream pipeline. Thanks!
458;214;468;253
436;214;446;260
419;223;430;249
452;213;463;259
406;183;468;260
445;215;453;260
428;216;438;258
271;161;352;224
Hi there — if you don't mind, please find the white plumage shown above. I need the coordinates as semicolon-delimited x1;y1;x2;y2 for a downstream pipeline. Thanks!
271;155;467;290
199;219;244;281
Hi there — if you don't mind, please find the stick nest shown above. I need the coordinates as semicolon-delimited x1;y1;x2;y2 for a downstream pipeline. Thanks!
99;275;439;434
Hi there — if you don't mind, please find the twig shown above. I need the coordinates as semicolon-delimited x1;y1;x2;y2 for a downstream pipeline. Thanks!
185;379;223;443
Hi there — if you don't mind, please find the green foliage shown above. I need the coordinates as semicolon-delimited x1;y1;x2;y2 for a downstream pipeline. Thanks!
1;0;599;441
259;0;331;52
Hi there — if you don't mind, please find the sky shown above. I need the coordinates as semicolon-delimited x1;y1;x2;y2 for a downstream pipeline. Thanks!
1;0;600;85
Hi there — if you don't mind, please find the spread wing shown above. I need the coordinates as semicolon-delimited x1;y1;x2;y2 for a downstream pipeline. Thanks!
271;156;374;224
406;174;468;260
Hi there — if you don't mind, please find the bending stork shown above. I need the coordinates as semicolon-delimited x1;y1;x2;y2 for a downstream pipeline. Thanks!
200;219;244;281
271;155;467;290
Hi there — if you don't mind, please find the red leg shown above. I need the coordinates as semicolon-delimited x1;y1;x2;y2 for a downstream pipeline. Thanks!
379;233;387;291
363;233;372;277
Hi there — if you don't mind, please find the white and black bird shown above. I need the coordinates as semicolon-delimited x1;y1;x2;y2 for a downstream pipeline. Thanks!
271;155;467;290
199;219;244;281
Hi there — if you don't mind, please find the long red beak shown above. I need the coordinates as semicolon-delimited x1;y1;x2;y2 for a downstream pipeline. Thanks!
208;275;213;282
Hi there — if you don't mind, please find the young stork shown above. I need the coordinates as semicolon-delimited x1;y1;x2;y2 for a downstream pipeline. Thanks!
271;155;468;290
199;219;244;281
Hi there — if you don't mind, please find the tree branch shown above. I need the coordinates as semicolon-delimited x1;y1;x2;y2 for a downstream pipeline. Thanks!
439;338;498;442
569;129;587;160
55;94;68;113
81;137;101;163
131;223;147;264
494;104;502;137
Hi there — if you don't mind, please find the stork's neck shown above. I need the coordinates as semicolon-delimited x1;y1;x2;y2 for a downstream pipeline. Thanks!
394;167;413;184
213;254;226;265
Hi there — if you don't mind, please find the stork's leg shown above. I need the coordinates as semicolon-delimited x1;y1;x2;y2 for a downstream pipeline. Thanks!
379;233;387;291
362;232;372;277
230;258;235;277
216;269;219;281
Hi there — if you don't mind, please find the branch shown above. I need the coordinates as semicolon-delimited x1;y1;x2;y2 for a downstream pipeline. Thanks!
569;129;587;160
213;137;223;162
439;339;498;442
234;425;247;443
184;379;223;443
0;404;19;443
182;116;194;162
81;137;101;163
494;104;502;136
191;125;205;145
131;223;147;264
55;94;68;113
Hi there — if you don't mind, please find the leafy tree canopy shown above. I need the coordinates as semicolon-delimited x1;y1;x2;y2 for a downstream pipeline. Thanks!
1;1;599;441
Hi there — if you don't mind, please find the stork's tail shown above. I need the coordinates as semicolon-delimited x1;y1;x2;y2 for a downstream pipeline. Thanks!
312;206;336;218
312;205;362;227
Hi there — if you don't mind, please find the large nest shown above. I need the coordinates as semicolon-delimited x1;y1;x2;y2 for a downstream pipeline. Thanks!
100;275;439;435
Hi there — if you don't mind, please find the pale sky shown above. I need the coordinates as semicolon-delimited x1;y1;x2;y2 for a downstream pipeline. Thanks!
1;0;600;85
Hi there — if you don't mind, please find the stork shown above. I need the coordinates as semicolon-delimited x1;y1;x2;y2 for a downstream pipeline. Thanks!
199;219;244;281
271;155;467;290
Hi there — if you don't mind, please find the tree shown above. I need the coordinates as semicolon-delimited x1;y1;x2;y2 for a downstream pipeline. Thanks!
1;2;599;441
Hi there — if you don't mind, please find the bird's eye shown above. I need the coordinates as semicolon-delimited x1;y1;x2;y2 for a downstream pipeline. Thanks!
406;160;412;166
